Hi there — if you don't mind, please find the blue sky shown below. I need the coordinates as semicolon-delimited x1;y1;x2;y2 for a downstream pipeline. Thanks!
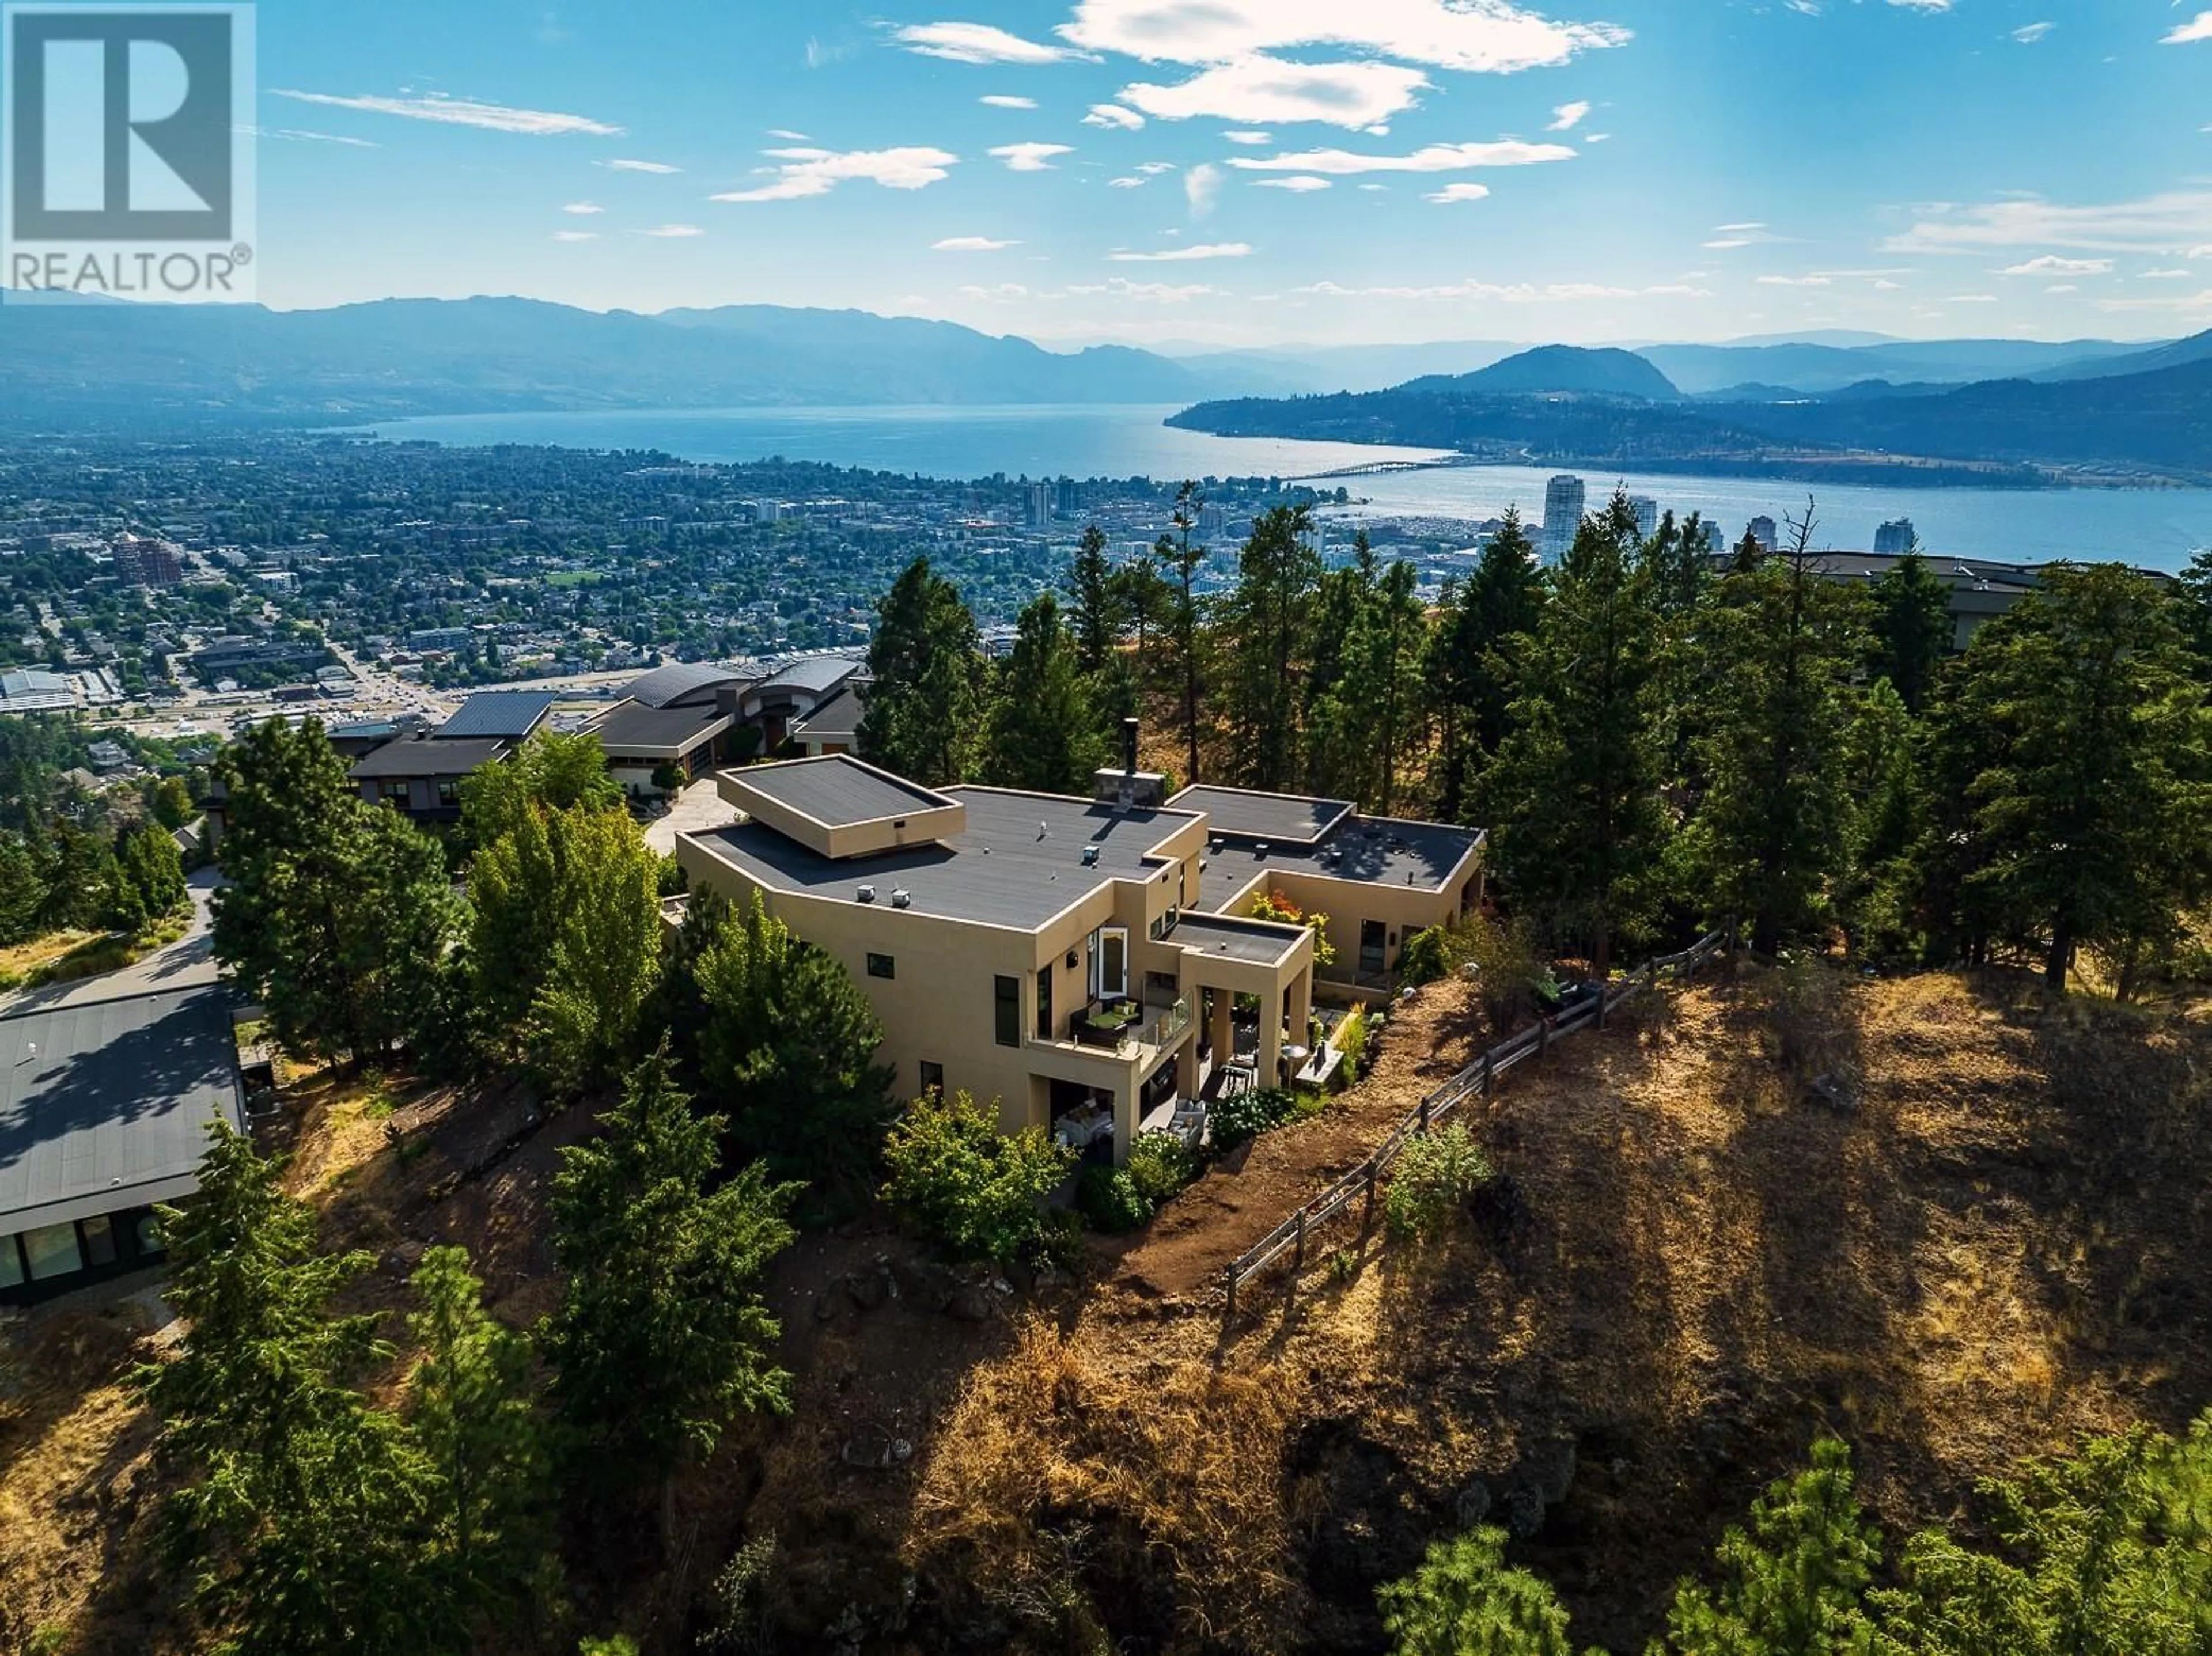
245;1;2212;347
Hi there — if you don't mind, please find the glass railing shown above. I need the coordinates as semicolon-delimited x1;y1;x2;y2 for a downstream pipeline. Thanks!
1146;996;1192;1050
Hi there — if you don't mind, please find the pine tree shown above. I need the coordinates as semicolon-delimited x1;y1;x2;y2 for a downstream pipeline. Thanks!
1870;547;1952;714
544;1047;797;1522
1695;506;1870;956
1218;505;1322;792
857;557;985;786
1377;1527;1579;1656
1157;482;1211;786
694;895;896;1188
1427;509;1544;822
1063;524;1127;676
112;820;187;933
1479;494;1668;978
982;593;1107;795
1651;1438;1881;1656
138;1124;449;1656
406;1247;554;1637
1932;563;2212;994
213;718;460;1065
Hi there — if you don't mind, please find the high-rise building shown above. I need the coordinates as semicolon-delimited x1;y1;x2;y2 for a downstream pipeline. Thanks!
1747;515;1778;555
1198;502;1228;541
1055;478;1081;517
1542;473;1586;563
1627;495;1661;541
111;535;184;586
1026;482;1054;529
1874;517;1918;556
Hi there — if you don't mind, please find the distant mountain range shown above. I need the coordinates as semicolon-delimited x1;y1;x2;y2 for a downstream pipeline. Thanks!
0;295;1208;419
1166;338;2212;486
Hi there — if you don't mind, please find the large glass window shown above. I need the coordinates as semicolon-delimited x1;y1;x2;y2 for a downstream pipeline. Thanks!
867;953;895;980
81;1214;118;1268
21;1221;84;1281
919;1060;944;1098
994;975;1020;1048
0;1235;22;1289
1096;927;1128;1001
1036;965;1053;1040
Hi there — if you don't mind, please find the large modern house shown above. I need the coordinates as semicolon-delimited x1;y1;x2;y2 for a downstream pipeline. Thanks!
676;733;1483;1164
0;983;248;1305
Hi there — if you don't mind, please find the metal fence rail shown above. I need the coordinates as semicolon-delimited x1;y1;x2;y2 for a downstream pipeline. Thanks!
1222;930;1727;1318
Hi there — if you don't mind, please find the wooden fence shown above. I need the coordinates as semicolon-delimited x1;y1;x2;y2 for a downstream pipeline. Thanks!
1222;930;1728;1320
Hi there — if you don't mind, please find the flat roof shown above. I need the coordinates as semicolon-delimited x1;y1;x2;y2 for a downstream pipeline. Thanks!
1172;785;1353;846
1171;912;1307;967
349;734;507;779
793;681;866;743
687;786;1198;931
1204;816;1485;902
435;690;557;741
590;699;730;755
738;756;954;828
0;985;245;1233
754;655;864;698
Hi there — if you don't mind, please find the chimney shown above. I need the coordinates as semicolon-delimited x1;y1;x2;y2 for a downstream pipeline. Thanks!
1116;717;1140;814
1092;715;1166;811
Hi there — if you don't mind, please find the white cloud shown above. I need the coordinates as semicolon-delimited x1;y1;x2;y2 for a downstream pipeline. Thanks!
1998;254;2113;275
1253;175;1332;191
637;223;703;237
1889;192;2212;253
766;128;811;142
551;229;599;242
1888;0;1952;10
2163;11;2212;45
245;126;381;147
1944;293;1999;302
2141;267;2195;279
979;94;1037;109
1137;161;1177;175
1109;176;1146;188
1083;103;1146;129
561;201;601;214
1186;161;1223;216
1055;0;1630;75
1119;58;1432;128
989;141;1074;172
711;146;959;202
2099;287;2212;313
1757;274;1832;286
1584;132;1610;143
960;282;1031;301
1223;130;1274;145
2011;22;2054;43
1873;278;1903;290
2045;283;2078;294
893;22;1090;64
270;89;619;136
1228;139;1574;176
934;236;1019;251
1548;100;1591;131
1066;278;1221;302
1109;242;1253;261
1423;182;1491;204
600;157;679;173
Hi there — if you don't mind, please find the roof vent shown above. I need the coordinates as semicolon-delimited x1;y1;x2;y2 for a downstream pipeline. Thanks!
1209;838;1222;855
857;884;876;903
1255;842;1270;860
891;888;912;909
1081;844;1100;866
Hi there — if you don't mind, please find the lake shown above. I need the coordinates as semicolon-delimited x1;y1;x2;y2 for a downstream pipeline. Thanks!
363;403;2212;573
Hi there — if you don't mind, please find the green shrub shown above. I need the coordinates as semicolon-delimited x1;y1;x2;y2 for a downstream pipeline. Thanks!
698;1534;779;1655
1386;1126;1494;1241
1077;1164;1153;1233
1335;1005;1370;1084
1211;1085;1298;1153
1396;925;1454;988
1126;1129;1199;1206
883;1090;1077;1264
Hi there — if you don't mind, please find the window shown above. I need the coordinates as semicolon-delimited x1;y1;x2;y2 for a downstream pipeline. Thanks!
435;778;461;808
80;1214;118;1268
1037;965;1054;1040
382;781;410;806
994;975;1020;1048
21;1221;82;1281
866;953;895;980
1094;926;1128;1001
0;1234;22;1290
1360;919;1388;976
919;1060;944;1098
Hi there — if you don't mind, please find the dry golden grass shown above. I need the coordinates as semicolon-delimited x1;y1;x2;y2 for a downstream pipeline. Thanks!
0;930;101;986
908;1316;1305;1654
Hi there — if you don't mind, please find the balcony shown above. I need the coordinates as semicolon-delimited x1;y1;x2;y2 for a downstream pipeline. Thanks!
1045;996;1194;1064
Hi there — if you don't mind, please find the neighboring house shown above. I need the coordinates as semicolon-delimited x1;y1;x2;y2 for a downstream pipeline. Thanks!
0;984;247;1305
676;742;1484;1165
740;655;866;750
585;662;751;798
346;691;556;825
789;677;867;758
1733;551;2174;653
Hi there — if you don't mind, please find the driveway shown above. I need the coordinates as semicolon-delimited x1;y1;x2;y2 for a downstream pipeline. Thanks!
645;776;738;855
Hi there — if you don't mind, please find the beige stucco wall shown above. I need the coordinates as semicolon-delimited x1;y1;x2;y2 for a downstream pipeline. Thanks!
1210;841;1484;992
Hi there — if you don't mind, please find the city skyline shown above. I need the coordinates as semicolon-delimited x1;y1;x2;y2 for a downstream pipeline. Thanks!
48;2;2212;347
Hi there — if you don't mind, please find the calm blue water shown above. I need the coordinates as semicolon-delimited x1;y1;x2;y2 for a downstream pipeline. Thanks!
362;403;2212;572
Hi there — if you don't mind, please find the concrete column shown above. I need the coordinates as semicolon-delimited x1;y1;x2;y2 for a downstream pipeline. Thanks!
1259;987;1283;1094
1111;1081;1134;1165
1207;986;1233;1066
1287;969;1313;1078
1175;1013;1200;1100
